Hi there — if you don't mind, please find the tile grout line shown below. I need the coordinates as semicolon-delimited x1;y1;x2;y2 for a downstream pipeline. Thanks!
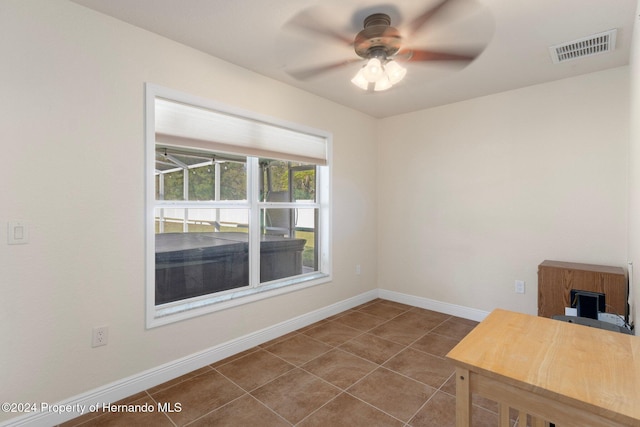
403;371;457;427
145;391;178;427
279;301;415;425
181;392;293;427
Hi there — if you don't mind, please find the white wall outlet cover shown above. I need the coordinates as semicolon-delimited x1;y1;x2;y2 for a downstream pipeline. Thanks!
92;326;109;347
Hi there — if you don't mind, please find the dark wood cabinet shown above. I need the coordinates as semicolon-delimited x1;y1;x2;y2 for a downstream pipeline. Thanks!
537;260;627;319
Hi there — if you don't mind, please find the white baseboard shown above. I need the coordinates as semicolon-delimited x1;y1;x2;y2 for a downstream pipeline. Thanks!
3;289;487;427
3;290;378;427
378;289;490;322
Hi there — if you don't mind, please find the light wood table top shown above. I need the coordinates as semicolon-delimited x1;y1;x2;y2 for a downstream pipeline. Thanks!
446;309;640;426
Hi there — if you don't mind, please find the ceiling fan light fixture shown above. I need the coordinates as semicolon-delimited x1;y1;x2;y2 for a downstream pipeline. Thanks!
351;58;405;91
384;60;406;85
361;57;384;82
373;75;392;91
351;68;370;90
349;13;409;92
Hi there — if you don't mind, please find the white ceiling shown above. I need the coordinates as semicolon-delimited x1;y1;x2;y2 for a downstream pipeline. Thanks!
72;0;637;118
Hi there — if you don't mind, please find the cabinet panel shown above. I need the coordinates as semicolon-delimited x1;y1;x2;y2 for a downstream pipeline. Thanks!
537;260;627;319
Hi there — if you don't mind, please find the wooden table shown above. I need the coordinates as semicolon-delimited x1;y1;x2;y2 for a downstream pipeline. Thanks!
446;309;640;427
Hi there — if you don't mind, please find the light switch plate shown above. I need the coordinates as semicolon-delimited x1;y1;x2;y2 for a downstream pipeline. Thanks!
8;221;29;245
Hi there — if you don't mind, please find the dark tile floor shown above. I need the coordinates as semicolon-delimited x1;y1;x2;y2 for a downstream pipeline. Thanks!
61;299;516;426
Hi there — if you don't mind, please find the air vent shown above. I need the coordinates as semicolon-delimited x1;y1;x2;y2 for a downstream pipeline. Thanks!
549;29;617;64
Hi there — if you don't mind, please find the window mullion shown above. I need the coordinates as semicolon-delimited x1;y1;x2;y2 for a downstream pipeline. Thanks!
247;157;261;287
215;162;221;226
183;167;189;232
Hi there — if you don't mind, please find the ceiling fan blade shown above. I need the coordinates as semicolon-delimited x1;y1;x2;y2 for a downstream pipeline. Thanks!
287;59;361;81
406;0;456;37
285;12;353;46
399;48;478;63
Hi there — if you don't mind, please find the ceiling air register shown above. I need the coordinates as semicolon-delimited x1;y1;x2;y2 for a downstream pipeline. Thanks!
549;29;617;64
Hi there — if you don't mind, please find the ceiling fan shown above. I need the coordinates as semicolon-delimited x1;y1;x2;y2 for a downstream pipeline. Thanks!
284;0;490;92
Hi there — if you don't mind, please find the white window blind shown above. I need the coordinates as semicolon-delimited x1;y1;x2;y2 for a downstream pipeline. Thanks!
155;98;328;165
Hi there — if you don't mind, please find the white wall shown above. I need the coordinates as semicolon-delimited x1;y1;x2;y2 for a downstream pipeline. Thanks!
377;68;629;316
0;0;378;421
629;4;640;328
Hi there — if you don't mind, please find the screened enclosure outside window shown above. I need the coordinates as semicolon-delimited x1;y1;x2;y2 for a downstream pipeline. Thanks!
146;84;331;327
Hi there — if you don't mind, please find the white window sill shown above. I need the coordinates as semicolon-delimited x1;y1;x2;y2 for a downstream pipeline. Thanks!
147;272;331;328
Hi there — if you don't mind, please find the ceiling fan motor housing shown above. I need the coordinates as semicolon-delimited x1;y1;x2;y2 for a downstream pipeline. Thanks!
354;13;402;59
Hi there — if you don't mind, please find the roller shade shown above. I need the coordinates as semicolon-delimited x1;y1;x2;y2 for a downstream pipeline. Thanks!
155;98;328;165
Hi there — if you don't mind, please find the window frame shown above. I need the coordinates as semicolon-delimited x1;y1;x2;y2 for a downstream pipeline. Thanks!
145;84;332;328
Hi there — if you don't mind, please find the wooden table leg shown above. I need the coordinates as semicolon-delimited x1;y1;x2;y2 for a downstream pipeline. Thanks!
519;410;528;427
456;367;471;427
498;403;510;427
530;416;546;427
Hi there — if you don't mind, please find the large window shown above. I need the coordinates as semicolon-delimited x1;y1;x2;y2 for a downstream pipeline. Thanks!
146;84;331;327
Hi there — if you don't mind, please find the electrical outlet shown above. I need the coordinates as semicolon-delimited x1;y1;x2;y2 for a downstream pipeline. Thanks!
515;280;525;294
92;326;109;347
